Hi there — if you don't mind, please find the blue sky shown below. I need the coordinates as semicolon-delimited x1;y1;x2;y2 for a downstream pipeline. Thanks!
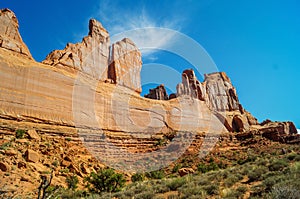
1;0;299;129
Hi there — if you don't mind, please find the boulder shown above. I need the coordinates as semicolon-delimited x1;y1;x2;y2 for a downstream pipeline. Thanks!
176;69;205;100
43;19;110;80
178;167;195;177
0;8;32;58
25;149;39;163
108;38;142;93
5;149;18;156
27;129;40;141
259;121;297;142
144;84;168;100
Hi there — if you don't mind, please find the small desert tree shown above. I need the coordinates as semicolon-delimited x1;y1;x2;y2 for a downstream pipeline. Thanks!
66;174;79;190
85;168;125;193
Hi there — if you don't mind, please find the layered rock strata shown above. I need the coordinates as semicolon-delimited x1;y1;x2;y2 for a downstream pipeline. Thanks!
0;8;299;173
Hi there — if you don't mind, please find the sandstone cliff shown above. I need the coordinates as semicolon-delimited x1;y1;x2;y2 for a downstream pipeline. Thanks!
0;8;299;197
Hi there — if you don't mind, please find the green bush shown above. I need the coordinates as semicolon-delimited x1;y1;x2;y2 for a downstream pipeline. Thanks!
248;166;268;182
66;174;79;190
172;164;182;173
203;184;219;195
16;129;26;139
268;159;288;171
197;162;219;173
179;185;207;198
236;186;247;194
166;177;186;191
146;170;165;179
224;174;242;187
135;191;155;199
131;173;145;182
85;168;125;193
287;153;297;161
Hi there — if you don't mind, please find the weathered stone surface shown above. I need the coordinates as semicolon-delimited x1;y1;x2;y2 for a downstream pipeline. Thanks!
0;8;32;58
259;121;297;142
5;149;17;156
43;19;110;80
17;161;26;169
109;38;142;93
204;72;240;112
25;149;39;163
144;84;168;100
178;167;195;177
177;69;205;100
27;129;40;141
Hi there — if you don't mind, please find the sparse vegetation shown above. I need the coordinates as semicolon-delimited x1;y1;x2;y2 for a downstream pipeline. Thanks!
66;174;79;190
131;173;145;182
146;170;165;179
15;129;26;139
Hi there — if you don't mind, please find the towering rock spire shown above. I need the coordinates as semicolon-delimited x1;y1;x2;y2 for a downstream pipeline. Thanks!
43;19;110;80
0;8;32;58
204;72;241;112
108;38;142;93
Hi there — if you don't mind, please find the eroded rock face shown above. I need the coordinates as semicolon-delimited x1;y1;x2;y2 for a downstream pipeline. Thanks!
259;121;297;142
176;69;206;101
204;72;240;112
109;38;142;93
43;19;110;80
144;84;168;100
0;8;32;58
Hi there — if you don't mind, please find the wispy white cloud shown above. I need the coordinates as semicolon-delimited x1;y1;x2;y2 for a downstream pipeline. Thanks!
95;0;183;58
297;129;300;134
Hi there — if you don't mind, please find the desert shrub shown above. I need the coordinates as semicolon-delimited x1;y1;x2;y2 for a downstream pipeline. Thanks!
166;177;186;191
0;141;11;150
135;183;149;194
131;173;145;182
172;164;182;173
150;180;169;193
66;174;79;190
179;185;207;198
135;191;155;199
146;170;165;179
85;168;125;193
268;159;288;171
237;155;257;165
236;186;247;194
224;174;242;187
203;184;219;195
294;154;300;161
263;175;284;189
16;129;26;138
197;162;219;173
52;160;59;167
248;166;268;182
268;185;300;199
287;153;297;161
221;188;240;198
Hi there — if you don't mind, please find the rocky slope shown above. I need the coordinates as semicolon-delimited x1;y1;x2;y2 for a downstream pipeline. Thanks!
0;8;299;197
